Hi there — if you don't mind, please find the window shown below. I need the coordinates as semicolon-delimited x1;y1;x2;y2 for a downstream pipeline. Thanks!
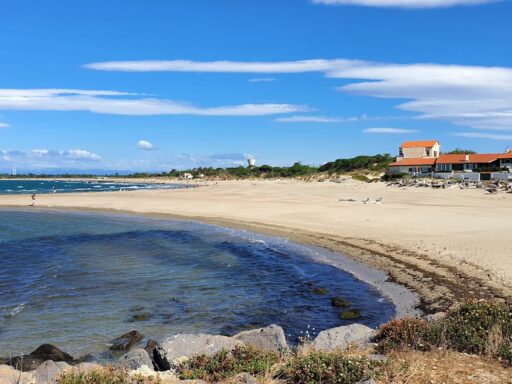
426;149;431;156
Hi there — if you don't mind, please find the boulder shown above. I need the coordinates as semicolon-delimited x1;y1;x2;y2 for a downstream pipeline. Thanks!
118;348;153;371
145;339;158;356
110;330;143;352
0;364;34;384
311;324;376;351
154;333;244;371
34;360;71;384
29;344;73;362
233;324;288;352
5;355;45;371
74;362;103;372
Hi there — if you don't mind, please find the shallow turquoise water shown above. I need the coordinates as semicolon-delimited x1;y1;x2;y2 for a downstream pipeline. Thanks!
0;210;394;358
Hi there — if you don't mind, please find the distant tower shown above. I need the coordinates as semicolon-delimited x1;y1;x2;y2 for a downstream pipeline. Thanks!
247;158;256;168
12;167;16;176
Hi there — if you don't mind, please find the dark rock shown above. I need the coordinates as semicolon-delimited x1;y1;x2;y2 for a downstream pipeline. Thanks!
145;339;158;355
338;309;362;320
312;287;328;295
130;312;151;322
110;330;143;352
29;344;74;362
6;355;45;371
331;297;350;308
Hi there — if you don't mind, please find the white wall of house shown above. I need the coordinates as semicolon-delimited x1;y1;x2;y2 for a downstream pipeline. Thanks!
434;173;481;181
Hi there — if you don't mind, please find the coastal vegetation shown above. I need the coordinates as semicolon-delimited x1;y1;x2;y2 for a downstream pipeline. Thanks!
0;154;395;180
49;300;512;384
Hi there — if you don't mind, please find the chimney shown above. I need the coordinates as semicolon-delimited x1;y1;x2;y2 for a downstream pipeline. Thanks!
465;154;470;162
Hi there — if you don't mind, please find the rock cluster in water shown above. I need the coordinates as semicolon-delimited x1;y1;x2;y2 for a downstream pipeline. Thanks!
0;323;375;383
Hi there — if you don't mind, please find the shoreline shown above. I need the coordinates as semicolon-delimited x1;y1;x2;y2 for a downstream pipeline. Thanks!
1;206;420;320
1;179;511;316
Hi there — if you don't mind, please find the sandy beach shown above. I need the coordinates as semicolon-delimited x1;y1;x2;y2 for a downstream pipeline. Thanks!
1;178;511;313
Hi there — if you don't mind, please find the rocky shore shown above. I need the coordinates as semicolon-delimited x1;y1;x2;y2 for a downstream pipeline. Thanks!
0;323;376;384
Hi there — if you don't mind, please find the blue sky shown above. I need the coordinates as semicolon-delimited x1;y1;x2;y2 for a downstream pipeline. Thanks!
1;0;511;172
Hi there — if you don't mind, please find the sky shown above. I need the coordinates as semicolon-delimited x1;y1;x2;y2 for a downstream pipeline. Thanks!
1;0;512;173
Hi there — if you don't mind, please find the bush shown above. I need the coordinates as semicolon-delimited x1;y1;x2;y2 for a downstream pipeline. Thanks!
277;351;377;384
430;300;512;362
375;301;512;364
351;174;370;183
177;345;279;381
374;317;431;353
58;366;160;384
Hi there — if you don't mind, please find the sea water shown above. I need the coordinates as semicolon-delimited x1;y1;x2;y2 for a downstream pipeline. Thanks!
0;179;185;195
0;210;394;358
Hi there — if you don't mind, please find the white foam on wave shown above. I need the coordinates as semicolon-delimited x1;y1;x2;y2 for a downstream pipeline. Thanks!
9;303;25;317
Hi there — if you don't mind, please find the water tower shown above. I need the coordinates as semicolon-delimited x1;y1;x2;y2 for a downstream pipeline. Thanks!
247;158;256;168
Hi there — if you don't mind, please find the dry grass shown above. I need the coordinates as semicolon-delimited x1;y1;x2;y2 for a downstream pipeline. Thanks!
378;350;512;384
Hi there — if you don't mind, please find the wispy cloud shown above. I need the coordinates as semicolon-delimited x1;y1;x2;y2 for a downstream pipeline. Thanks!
363;127;419;133
454;132;512;141
248;77;277;83
0;148;101;170
0;89;307;116
311;0;498;8
85;59;512;131
276;115;348;123
0;122;9;128
137;140;155;150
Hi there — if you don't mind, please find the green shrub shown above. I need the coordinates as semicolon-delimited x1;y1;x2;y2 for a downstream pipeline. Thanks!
430;300;512;362
177;345;279;381
351;174;370;183
374;317;431;352
375;301;512;364
277;351;377;384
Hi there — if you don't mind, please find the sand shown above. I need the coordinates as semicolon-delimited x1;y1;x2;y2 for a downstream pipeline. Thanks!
1;178;511;313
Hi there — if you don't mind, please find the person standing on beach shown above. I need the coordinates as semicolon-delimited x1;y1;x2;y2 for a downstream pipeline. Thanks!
31;193;36;206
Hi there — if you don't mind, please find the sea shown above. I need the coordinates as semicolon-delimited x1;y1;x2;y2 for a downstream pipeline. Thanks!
0;179;185;195
0;210;395;358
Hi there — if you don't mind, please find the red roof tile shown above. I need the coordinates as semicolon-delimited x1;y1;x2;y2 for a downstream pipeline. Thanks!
437;154;500;164
400;140;438;149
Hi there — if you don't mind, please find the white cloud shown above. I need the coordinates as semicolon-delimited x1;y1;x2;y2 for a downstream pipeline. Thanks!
86;59;512;131
0;122;9;128
248;78;277;82
64;149;101;160
0;89;307;116
0;148;101;171
363;127;419;133
137;140;155;150
84;59;355;73
454;132;512;141
276;115;346;123
311;0;498;8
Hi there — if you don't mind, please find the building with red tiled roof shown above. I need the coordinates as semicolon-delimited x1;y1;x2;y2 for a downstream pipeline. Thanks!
397;140;440;161
387;140;511;176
